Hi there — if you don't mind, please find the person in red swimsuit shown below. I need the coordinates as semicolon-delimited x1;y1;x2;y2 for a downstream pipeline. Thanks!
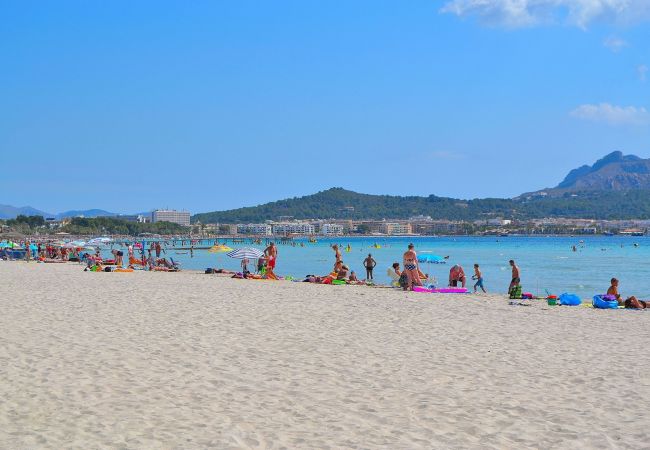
264;242;278;279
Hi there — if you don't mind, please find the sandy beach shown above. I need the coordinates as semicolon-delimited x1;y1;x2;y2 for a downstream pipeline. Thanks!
1;261;649;449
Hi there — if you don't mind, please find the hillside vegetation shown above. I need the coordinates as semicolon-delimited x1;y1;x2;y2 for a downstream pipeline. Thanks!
193;188;650;223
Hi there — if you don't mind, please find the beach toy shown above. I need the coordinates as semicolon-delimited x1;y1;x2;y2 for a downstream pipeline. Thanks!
547;295;558;306
593;295;619;309
413;286;434;293
559;293;581;306
332;279;346;285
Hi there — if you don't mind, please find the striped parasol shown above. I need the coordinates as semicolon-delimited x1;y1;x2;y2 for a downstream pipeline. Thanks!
226;247;264;260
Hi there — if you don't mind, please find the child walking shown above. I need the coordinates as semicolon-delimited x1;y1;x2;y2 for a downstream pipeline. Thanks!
473;263;486;293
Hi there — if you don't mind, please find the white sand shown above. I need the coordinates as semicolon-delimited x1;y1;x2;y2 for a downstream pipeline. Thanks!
1;261;649;449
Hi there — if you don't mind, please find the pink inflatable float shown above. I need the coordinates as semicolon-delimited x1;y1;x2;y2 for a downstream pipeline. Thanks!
412;286;468;294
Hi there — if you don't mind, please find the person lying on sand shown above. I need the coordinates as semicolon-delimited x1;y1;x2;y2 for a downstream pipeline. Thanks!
607;278;647;309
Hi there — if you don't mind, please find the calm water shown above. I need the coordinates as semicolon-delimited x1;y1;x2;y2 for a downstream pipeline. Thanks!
103;236;650;299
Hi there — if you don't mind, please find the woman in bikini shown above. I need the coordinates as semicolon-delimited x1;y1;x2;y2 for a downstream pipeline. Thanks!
402;243;422;291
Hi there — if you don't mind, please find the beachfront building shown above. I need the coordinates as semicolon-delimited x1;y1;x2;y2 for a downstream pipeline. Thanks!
236;224;273;235
320;223;344;236
272;222;315;235
112;214;150;223
358;221;385;234
411;220;465;235
151;209;191;227
380;222;413;235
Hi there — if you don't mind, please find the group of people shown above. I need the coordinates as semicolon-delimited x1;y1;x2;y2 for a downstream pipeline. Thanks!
607;278;648;309
439;259;520;295
382;244;523;295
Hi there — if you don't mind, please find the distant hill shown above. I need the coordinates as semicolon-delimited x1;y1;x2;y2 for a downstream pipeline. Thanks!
524;151;650;197
56;209;118;219
192;186;650;223
0;204;51;220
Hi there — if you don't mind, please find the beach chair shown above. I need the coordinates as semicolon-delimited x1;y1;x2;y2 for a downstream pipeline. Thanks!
387;268;400;287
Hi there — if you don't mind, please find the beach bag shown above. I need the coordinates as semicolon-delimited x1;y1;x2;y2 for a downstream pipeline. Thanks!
509;285;522;299
559;293;581;306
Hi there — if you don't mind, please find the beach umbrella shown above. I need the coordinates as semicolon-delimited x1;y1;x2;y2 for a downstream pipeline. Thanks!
208;244;233;253
226;247;264;260
417;254;446;264
87;237;112;246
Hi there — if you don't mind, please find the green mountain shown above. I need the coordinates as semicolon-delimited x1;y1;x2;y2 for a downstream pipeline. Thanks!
192;187;650;223
194;153;650;223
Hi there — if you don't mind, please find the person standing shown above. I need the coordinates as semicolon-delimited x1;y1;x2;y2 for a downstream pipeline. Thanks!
508;260;520;295
363;253;377;280
402;243;422;291
264;242;278;279
472;263;486;293
155;241;162;258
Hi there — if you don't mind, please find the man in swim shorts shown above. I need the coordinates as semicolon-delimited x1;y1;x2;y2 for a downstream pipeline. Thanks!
508;260;520;295
363;253;377;280
448;264;466;288
473;263;486;293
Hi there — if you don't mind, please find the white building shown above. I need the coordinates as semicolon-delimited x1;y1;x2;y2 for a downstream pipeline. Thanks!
151;209;191;227
320;223;344;236
236;224;273;235
272;222;315;235
486;218;512;226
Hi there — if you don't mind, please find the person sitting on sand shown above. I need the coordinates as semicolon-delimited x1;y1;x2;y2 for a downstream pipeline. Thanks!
348;271;359;282
156;258;173;269
257;256;267;274
607;278;647;309
241;258;250;275
448;264;466;288
337;264;350;280
387;262;401;286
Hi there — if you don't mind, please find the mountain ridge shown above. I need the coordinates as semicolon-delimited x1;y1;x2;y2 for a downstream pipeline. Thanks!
5;152;650;222
537;151;650;195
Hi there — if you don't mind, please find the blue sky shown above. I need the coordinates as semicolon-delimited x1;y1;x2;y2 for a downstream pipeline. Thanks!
2;0;650;214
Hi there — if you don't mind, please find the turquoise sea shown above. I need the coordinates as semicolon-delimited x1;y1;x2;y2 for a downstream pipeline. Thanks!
105;236;650;299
